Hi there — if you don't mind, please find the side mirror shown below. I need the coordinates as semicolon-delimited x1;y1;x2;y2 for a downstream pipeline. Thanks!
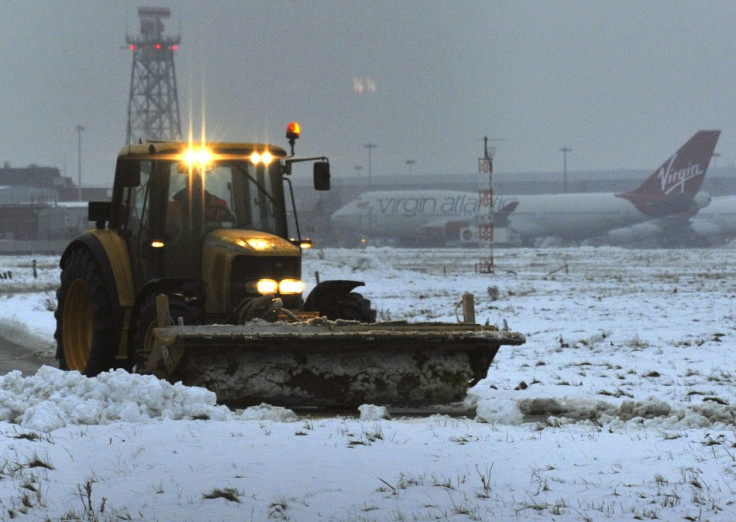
88;201;111;229
116;160;141;187
313;161;331;191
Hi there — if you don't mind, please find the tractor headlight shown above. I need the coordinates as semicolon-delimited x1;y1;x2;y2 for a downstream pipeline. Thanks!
254;279;278;295
249;151;274;165
184;147;211;165
177;146;215;174
245;238;272;250
248;278;304;295
182;147;212;167
278;279;305;295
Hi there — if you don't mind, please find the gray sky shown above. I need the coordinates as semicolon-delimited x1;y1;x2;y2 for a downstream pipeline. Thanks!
1;1;734;187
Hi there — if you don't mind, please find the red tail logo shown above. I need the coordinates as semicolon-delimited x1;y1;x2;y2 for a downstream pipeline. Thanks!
656;154;704;195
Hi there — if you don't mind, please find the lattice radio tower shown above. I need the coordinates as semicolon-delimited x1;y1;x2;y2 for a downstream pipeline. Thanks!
125;7;182;143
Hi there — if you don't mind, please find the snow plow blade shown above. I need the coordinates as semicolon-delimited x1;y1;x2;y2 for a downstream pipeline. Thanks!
151;321;525;408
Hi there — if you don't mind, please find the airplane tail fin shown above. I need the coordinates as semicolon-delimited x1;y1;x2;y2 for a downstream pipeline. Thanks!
617;130;720;216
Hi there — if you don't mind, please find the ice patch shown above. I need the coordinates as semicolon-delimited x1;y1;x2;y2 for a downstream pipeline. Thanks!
474;395;736;429
474;398;524;425
235;403;298;422
358;404;390;420
0;316;54;354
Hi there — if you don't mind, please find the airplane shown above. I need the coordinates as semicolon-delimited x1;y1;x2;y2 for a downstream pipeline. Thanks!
330;130;720;246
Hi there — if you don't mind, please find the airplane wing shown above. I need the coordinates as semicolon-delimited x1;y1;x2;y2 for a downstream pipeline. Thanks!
494;200;518;227
418;218;472;233
419;200;519;234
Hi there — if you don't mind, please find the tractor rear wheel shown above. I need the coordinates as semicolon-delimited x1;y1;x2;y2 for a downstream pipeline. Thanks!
54;248;118;376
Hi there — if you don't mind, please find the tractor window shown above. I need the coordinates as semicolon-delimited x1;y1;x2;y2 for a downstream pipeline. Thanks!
228;161;286;236
202;165;236;224
165;164;233;235
120;161;151;238
118;160;152;279
166;168;191;243
160;160;287;238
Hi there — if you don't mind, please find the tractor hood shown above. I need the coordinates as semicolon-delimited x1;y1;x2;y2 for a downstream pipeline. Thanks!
204;229;300;256
201;229;302;315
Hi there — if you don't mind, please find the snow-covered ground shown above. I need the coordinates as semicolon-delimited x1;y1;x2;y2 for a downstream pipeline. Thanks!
0;247;735;520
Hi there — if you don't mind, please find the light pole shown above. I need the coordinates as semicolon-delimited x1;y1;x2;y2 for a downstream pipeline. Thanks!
364;143;377;188
76;124;85;201
405;159;415;175
559;146;572;193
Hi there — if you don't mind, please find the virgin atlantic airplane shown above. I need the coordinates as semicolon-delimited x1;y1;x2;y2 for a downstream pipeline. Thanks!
331;130;720;245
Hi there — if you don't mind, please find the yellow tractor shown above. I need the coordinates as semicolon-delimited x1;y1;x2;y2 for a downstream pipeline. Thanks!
55;124;524;407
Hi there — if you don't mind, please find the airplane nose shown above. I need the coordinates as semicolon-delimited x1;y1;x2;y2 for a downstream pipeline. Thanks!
331;206;360;229
330;207;349;227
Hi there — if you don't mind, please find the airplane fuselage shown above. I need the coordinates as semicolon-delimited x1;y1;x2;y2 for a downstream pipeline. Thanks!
503;193;650;239
331;191;479;238
332;190;658;242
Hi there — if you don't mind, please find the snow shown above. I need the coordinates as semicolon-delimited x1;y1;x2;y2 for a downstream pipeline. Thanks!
0;247;735;520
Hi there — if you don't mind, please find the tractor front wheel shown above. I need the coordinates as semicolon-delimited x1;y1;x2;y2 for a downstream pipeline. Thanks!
54;248;118;375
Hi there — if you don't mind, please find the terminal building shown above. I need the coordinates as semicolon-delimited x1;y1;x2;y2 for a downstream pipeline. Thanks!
0;163;109;243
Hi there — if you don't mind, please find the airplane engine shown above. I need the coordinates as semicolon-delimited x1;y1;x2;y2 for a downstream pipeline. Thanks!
606;222;663;245
694;191;711;209
690;220;721;237
459;227;479;244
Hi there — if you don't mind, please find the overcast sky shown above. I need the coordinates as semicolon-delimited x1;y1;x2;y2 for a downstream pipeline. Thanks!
1;1;733;186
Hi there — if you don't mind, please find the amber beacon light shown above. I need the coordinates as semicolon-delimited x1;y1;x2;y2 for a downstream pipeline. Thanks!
286;122;300;140
286;122;300;154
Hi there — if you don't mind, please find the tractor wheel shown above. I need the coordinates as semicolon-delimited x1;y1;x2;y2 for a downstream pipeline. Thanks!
54;248;118;376
336;292;377;323
132;294;200;374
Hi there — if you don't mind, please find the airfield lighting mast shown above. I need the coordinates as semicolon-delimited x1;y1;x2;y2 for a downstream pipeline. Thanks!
476;137;494;273
125;7;182;143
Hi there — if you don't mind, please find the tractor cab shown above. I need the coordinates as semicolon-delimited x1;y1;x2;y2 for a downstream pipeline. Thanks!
110;144;291;286
81;125;332;326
